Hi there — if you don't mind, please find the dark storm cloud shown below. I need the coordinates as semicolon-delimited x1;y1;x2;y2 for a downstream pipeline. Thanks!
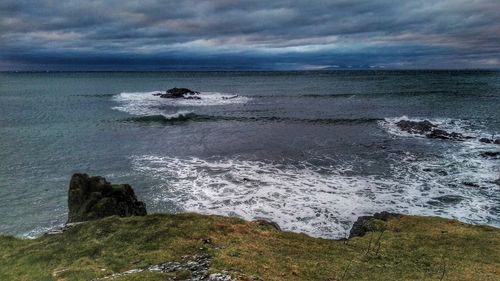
1;0;499;70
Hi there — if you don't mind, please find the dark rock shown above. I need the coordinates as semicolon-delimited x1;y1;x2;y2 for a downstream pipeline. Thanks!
495;139;500;145
158;87;200;99
479;138;492;144
253;219;281;231
395;120;466;141
438;170;448;176
495;178;500;185
462;181;480;188
480;151;500;158
429;195;465;205
67;173;147;223
396;120;436;134
349;211;401;238
152;92;162;96
423;168;448;176
427;129;464;140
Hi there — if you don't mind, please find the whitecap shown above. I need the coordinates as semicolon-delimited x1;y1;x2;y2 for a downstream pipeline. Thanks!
112;91;251;116
131;154;499;239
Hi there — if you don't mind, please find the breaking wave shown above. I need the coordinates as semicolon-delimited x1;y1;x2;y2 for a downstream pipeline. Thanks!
131;153;499;239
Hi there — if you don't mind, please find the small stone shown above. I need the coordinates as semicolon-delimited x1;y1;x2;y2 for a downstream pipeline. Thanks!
462;182;480;188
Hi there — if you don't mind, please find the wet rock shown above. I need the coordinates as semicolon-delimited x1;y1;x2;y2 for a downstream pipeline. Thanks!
423;168;448;176
495;139;500;145
479;138;492;143
438;170;448;176
395;120;466;140
159;87;200;99
462;181;480;188
67;173;147;223
427;129;464;140
429;195;465;205
253;219;281;231
349;212;401;238
495;178;500;185
480;151;500;158
396;120;436;134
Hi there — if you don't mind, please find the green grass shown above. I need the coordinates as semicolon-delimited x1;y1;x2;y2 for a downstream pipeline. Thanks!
0;213;498;281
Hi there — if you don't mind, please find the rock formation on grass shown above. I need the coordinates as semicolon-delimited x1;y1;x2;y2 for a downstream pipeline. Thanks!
67;173;146;223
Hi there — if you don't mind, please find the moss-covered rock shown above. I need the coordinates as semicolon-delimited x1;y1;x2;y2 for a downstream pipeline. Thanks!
67;173;146;223
349;211;401;238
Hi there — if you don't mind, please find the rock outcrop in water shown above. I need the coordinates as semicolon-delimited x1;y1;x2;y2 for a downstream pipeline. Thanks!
479;137;500;145
67;173;147;223
157;87;201;99
396;120;467;140
396;120;436;134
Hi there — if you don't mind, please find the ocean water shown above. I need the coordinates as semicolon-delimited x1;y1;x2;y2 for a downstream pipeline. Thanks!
0;70;499;239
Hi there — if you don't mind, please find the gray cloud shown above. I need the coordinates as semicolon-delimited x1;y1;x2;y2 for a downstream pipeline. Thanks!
1;0;499;70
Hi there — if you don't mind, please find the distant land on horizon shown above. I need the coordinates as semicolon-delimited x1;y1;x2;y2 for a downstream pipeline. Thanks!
1;68;499;73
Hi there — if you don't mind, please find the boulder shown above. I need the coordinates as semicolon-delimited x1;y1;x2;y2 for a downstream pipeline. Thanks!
396;120;436;134
428;195;465;206
349;212;401;238
395;119;467;141
495;139;500;145
479;138;492;144
67;173;147;223
158;88;200;99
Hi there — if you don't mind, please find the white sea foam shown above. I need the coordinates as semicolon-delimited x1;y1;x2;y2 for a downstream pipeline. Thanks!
22;224;64;239
131;153;499;239
112;91;251;116
379;116;499;187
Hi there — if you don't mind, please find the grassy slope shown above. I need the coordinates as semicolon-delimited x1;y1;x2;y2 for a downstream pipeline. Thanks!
0;213;498;281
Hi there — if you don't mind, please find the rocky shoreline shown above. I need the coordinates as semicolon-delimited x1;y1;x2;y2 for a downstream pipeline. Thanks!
57;174;414;241
1;174;498;280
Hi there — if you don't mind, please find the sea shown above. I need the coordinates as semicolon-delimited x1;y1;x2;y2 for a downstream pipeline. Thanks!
0;70;499;239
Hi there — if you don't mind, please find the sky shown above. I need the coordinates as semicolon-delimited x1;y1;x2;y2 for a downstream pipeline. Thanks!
1;0;499;71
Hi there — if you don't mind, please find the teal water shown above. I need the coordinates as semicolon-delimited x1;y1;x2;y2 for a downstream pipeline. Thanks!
0;71;499;238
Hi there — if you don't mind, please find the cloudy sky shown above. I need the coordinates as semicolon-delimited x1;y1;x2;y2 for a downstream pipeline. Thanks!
1;0;499;70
